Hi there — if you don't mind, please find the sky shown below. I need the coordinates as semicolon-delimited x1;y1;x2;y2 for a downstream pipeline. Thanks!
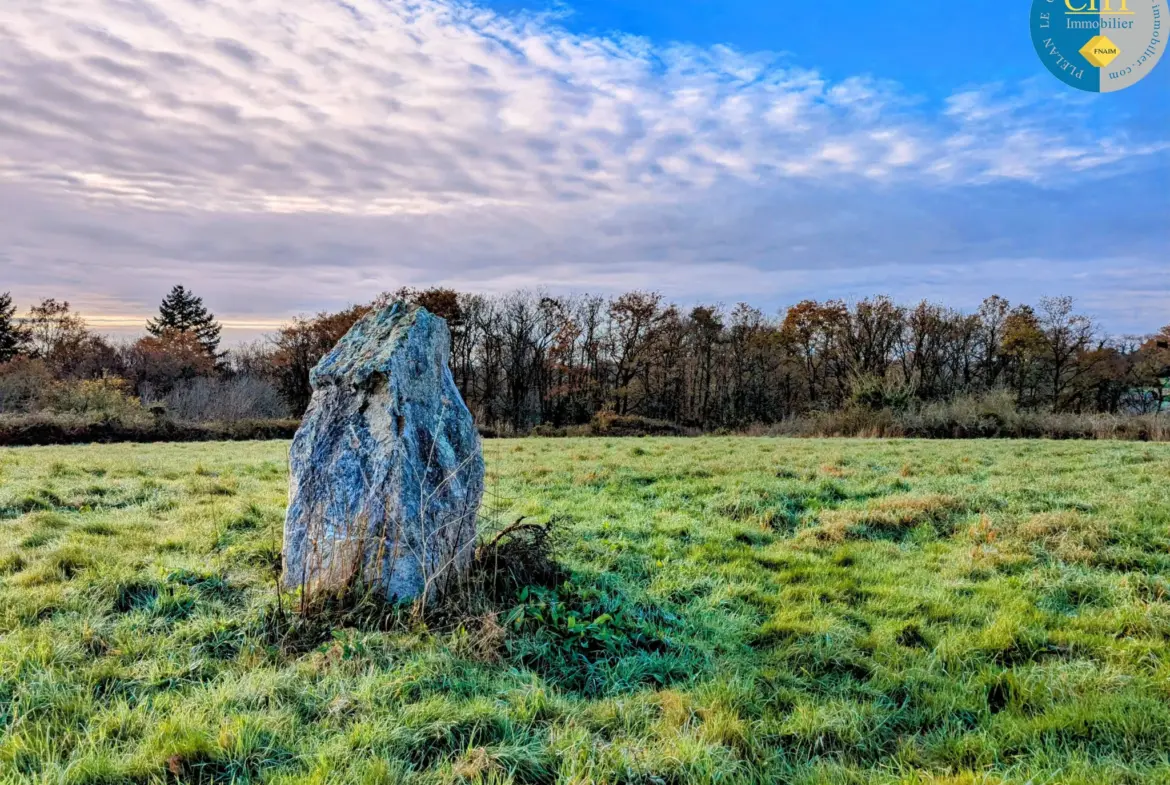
1;0;1168;342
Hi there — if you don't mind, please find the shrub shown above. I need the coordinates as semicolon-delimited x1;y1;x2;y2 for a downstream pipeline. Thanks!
588;412;687;437
43;377;144;420
155;376;289;422
0;357;53;413
0;412;299;446
755;391;1170;441
849;374;913;412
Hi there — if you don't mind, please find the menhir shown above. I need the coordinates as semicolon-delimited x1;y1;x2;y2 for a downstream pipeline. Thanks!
282;301;484;603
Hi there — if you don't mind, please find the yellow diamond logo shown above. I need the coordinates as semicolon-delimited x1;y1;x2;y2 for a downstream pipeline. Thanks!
1080;35;1121;68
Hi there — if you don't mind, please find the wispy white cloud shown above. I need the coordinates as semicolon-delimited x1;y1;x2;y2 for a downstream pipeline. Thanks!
0;0;1167;336
2;0;1161;213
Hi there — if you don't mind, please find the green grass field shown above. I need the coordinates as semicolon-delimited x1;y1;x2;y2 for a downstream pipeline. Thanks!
2;438;1170;784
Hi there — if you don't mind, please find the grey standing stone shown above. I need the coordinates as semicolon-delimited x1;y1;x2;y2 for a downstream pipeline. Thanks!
282;301;484;603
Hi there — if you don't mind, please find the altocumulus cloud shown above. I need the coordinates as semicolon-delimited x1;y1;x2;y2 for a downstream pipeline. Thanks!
0;0;1167;335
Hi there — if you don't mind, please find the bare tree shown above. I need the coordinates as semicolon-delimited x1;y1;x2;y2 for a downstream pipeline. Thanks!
1038;296;1096;411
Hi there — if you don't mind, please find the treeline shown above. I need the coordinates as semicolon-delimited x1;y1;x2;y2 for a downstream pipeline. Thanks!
1;287;1168;437
0;288;286;423
273;289;1168;432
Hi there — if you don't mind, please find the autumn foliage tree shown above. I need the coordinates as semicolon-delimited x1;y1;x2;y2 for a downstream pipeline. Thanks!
1131;325;1170;413
270;305;372;414
125;329;217;397
23;299;119;379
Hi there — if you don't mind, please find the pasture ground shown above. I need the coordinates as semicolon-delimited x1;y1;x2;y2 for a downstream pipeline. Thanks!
1;438;1169;784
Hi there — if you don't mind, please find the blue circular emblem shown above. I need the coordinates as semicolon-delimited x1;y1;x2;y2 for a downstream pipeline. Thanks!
1031;0;1165;92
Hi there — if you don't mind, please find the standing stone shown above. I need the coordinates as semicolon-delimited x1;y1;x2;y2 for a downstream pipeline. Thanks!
282;302;484;603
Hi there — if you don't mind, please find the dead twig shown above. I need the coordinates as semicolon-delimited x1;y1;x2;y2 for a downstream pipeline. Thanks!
481;516;550;555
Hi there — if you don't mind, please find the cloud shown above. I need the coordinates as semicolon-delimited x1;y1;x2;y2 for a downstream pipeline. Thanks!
0;0;1167;338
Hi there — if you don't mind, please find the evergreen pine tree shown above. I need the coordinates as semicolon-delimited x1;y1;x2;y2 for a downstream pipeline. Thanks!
0;292;31;363
146;285;222;358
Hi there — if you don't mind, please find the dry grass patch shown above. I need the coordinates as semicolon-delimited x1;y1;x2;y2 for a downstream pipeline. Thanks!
573;469;611;487
1015;511;1111;564
450;612;508;663
656;689;695;730
820;463;850;478
799;494;966;543
451;746;497;781
697;704;749;752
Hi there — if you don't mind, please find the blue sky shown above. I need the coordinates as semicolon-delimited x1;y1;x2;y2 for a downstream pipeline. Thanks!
492;1;1166;84
1;0;1167;339
490;0;1045;87
484;0;1170;129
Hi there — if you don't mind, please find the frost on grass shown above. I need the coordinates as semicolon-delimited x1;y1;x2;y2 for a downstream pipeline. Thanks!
3;438;1170;783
